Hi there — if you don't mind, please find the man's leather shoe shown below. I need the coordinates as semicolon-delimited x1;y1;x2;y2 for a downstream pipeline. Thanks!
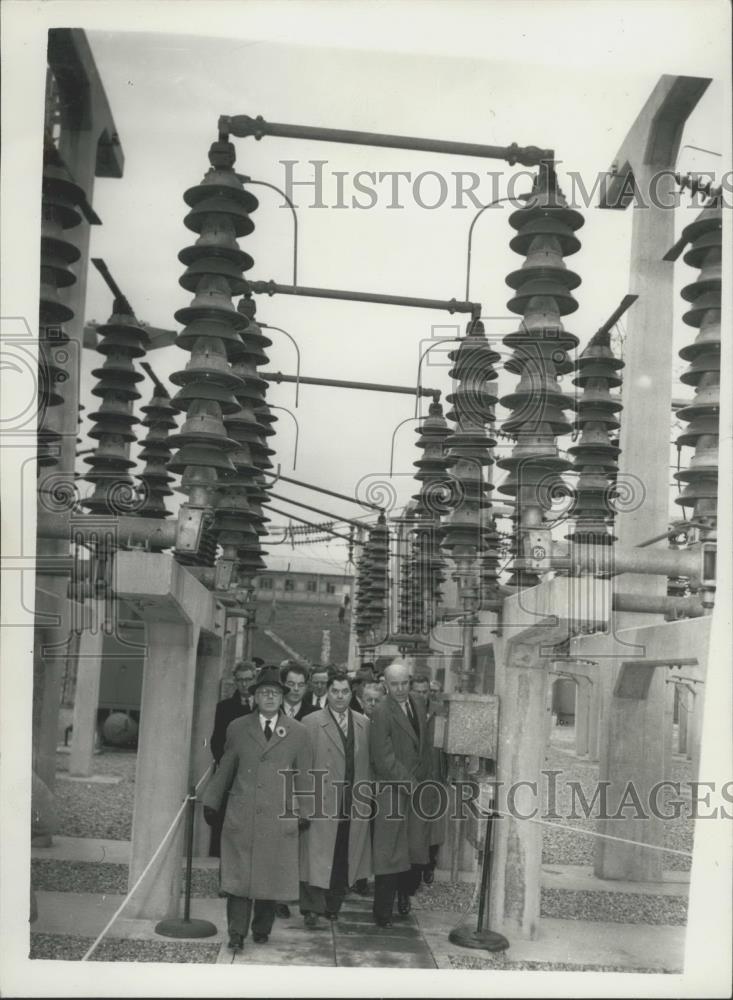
397;890;411;915
374;918;393;929
275;903;290;919
325;911;337;922
227;932;243;951
352;879;370;896
423;867;435;885
252;932;269;943
303;911;318;929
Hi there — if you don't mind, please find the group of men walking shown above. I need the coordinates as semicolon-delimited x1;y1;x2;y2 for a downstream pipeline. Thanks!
204;659;445;951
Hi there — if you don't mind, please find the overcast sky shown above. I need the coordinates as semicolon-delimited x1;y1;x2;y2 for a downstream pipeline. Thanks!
50;4;730;573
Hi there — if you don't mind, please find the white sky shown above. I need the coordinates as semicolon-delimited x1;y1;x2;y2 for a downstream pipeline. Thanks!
72;13;727;574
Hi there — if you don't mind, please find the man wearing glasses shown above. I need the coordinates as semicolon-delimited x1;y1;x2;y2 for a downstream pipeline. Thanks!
281;663;318;722
203;666;311;952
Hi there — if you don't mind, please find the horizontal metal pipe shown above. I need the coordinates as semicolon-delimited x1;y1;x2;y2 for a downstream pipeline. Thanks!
552;543;702;582
612;592;705;618
266;492;363;529
262;371;439;399
248;279;480;316
219;114;554;167
37;512;177;549
261;470;382;512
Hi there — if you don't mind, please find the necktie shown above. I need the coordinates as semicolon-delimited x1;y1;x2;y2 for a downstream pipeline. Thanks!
336;711;348;736
405;699;419;734
264;720;273;741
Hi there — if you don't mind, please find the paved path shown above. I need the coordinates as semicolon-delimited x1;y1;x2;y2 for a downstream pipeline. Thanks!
219;896;436;969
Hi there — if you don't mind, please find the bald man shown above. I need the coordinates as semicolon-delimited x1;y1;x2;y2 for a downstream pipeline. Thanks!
369;662;432;928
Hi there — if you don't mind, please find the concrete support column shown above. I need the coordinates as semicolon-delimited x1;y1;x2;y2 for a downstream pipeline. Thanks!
69;601;105;777
190;631;224;857
574;678;591;757
127;620;200;919
663;675;676;783
689;685;705;781
587;672;602;763
490;642;548;940
594;665;666;882
33;600;72;794
677;685;691;756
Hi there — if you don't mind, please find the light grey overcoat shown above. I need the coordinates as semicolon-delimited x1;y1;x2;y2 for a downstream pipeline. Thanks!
299;708;373;887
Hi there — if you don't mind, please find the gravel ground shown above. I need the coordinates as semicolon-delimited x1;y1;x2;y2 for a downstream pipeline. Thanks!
29;933;219;963
412;881;687;925
447;954;672;973
55;751;136;841
540;747;694;873
540;887;688;925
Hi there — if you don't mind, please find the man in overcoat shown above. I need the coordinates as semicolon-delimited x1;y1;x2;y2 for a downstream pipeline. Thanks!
208;661;256;857
370;661;433;927
298;671;372;928
203;666;311;951
410;674;447;884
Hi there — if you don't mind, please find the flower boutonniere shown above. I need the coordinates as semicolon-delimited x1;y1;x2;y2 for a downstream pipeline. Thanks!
275;725;287;739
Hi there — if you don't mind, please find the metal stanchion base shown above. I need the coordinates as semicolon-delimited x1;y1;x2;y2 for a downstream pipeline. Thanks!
155;917;218;939
448;926;510;952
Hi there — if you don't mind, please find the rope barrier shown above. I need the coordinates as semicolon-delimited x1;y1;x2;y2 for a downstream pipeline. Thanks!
80;766;212;962
490;804;694;858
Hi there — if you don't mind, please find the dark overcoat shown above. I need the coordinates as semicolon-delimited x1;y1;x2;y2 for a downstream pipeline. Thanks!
369;694;432;875
299;708;373;887
202;712;311;900
210;693;252;764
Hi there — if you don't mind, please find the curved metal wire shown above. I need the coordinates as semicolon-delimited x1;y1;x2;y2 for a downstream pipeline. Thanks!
269;404;299;470
241;177;299;286
414;336;463;417
465;196;518;300
389;415;424;477
260;323;301;407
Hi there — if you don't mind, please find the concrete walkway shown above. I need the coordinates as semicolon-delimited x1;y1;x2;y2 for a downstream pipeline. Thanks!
32;889;684;972
31;837;687;972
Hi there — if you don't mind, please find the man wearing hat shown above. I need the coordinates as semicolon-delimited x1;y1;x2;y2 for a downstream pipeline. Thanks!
203;666;312;952
208;660;257;857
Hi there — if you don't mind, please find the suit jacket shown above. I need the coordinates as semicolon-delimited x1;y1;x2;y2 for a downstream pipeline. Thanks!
370;695;432;874
283;699;317;722
202;711;311;900
300;708;372;887
306;693;328;712
350;693;365;715
210;693;253;764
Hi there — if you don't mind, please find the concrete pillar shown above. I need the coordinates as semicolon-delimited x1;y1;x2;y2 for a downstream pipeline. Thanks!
689;685;705;781
190;631;224;857
490;642;548;939
69;600;105;777
594;78;709;881
33;610;71;794
587;671;602;763
594;665;666;882
677;685;690;756
663;675;676;783
127;621;200;919
575;678;591;757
